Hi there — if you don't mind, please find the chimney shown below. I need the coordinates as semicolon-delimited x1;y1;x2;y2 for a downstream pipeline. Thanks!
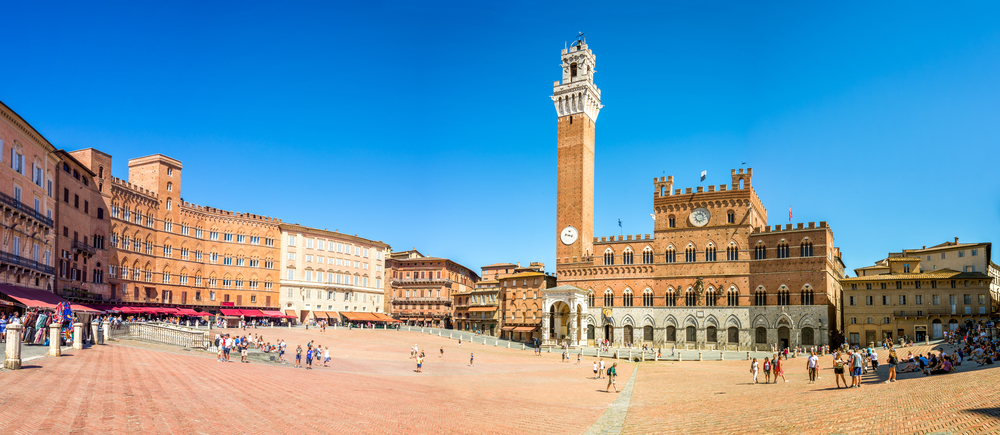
954;237;959;244
922;246;926;249
517;262;521;267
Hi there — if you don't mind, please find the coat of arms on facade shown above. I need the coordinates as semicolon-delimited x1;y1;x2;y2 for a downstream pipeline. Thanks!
695;278;705;297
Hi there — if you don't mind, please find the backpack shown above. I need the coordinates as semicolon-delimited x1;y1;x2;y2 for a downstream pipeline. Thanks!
607;367;613;376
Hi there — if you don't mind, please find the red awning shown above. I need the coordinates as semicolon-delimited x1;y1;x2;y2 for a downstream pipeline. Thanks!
159;308;179;315
219;308;243;316
513;326;537;332
501;326;515;331
176;308;208;316
0;284;99;312
261;310;286;318
240;309;265;317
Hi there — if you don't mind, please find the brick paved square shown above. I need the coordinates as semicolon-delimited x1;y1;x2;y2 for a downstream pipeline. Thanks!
1;329;997;435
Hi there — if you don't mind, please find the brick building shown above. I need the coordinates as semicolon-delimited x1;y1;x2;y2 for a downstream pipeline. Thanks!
387;255;478;328
545;41;845;350
53;150;109;299
843;256;992;345
71;151;284;310
0;101;56;291
279;223;390;322
498;263;556;342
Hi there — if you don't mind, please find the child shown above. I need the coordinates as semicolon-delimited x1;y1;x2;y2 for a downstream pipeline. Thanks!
440;346;444;358
751;358;759;384
577;353;582;364
593;361;599;379
469;352;475;367
416;355;423;373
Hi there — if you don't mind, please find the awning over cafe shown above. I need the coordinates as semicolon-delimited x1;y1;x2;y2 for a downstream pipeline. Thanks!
0;284;99;312
501;326;515;331
219;308;243;316
240;309;265;317
513;326;537;332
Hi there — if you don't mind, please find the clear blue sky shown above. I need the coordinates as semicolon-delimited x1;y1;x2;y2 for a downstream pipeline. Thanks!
4;2;999;275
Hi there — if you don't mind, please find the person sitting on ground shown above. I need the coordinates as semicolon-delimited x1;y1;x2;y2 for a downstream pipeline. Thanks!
928;356;953;375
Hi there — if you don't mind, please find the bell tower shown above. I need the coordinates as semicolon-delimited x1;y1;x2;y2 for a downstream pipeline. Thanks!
553;39;602;262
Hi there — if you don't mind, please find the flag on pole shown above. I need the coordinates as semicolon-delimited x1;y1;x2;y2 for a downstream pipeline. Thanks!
788;206;792;223
618;218;622;228
700;170;707;182
650;213;656;221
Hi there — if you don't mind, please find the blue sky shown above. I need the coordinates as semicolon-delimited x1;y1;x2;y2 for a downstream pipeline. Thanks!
4;2;999;275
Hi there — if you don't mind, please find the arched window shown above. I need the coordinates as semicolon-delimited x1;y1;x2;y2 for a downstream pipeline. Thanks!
685;245;696;262
622;249;633;265
777;242;789;258
666;325;676;342
778;287;790;305
622;288;634;307
705;287;716;306
643;326;653;341
800;240;814;257
801;327;815;345
755;244;767;260
707;326;718;342
727;210;735;224
665;288;676;306
668;215;676;228
685;288;696;306
801;286;814;305
728;327;739;343
705;244;717;261
604;289;614;307
755;327;767;344
727;287;739;306
603;249;614;266
665;246;676;263
642;288;653;307
642;247;653;264
587;291;595;306
727;243;739;261
754;288;767;306
570;62;578;78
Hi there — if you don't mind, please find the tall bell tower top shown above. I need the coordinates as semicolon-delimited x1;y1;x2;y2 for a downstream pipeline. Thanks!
552;41;603;122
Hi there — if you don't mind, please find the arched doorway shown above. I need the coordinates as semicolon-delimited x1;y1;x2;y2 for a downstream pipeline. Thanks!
643;326;653;341
685;326;696;342
755;327;767;344
624;325;633;344
801;327;815;346
666;325;676;342
549;302;570;341
604;324;614;344
948;319;959;332
778;326;790;349
587;324;595;341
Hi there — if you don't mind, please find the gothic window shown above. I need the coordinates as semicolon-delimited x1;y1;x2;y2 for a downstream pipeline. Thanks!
685;288;696;306
801;287;814;305
665;247;676;263
778;288;790;305
727;243;739;261
622;249;633;265
588;291;595;306
643;288;653;307
666;325;676;342
705;244;717;262
754;289;767;306
727;287;739;306
604;289;614;307
800;241;814;257
707;326;717;342
777;242;789;258
727;210;735;224
668;215;676;228
603;249;614;266
685;245;696;262
665;289;676;306
642;247;653;264
570;62;578;78
623;289;633;307
705;287;716;306
755;244;767;260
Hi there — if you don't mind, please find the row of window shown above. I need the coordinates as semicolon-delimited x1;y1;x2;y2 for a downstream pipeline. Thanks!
849;293;988;306
286;269;377;288
287;236;378;259
109;234;275;268
588;289;815;307
288;287;375;303
661;211;738;228
287;253;370;270
850;279;983;291
602;242;813;265
109;265;274;290
110;206;276;246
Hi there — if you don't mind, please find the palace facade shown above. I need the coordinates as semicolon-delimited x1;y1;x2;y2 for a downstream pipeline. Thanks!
544;41;846;350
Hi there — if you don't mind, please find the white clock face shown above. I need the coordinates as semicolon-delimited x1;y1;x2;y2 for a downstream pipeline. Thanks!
560;226;579;245
689;208;711;227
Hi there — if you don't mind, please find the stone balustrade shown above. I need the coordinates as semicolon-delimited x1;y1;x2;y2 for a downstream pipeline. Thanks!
110;322;210;349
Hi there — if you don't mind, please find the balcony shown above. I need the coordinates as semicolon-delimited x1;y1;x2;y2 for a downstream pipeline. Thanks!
390;277;452;286
0;191;53;227
73;240;96;256
0;251;55;275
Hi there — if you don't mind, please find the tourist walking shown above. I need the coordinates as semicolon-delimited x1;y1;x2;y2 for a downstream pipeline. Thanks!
306;348;313;369
593;361;599;379
324;347;330;367
850;348;864;388
763;357;771;384
440;346;444;358
416;355;423;373
599;359;606;379
469;352;475;367
295;345;303;368
885;345;898;383
751;358;759;384
775;355;788;383
606;363;618;393
807;352;819;383
833;352;847;388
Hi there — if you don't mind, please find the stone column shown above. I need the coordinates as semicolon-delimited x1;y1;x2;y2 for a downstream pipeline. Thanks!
49;323;62;357
568;313;579;347
73;323;84;350
5;323;23;370
103;320;111;343
91;322;100;346
542;312;551;343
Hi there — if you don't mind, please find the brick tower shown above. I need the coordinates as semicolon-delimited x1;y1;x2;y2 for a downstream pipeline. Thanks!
553;39;602;262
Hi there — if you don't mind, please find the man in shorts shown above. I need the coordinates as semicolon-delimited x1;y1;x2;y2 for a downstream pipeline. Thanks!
606;363;618;393
851;348;863;388
295;345;303;368
306;348;313;369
